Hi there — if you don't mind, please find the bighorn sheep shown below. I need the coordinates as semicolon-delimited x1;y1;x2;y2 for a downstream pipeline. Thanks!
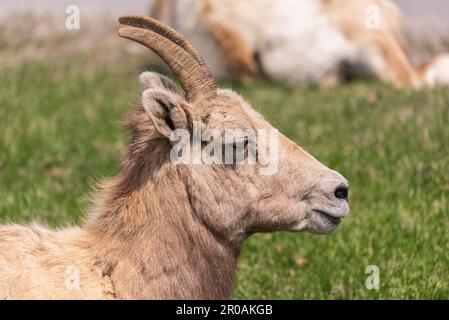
0;16;349;299
151;0;449;88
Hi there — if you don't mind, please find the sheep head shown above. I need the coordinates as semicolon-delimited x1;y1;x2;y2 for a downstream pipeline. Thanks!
118;16;349;245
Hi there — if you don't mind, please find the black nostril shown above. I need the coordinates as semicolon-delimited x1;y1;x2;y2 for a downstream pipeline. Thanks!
334;187;348;200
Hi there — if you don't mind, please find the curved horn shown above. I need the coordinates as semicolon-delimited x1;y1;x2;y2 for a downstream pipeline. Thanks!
119;16;209;69
118;17;216;102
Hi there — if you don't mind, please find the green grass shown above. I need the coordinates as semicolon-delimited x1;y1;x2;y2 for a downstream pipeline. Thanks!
0;61;448;299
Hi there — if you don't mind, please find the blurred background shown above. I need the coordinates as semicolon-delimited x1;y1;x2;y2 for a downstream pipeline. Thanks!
0;1;448;299
1;0;449;69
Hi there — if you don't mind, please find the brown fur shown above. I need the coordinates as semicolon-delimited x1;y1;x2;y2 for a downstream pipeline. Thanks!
153;0;449;88
0;23;349;298
323;0;421;88
150;0;175;25
201;1;257;81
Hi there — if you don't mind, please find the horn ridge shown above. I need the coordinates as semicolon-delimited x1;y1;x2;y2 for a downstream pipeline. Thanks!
118;25;216;102
119;15;209;70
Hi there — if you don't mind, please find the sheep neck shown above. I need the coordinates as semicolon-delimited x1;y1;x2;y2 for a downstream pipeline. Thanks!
86;158;240;299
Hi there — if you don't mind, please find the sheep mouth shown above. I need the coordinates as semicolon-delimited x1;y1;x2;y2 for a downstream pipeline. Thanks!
313;209;341;225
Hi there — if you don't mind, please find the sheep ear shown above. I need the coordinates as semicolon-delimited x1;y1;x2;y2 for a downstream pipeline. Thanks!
142;88;189;140
139;72;181;95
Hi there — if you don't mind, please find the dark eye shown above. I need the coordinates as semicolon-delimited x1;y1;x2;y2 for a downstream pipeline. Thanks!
233;138;248;151
232;138;258;165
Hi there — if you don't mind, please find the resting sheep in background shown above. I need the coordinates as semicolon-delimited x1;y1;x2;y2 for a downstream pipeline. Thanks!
151;0;449;88
0;16;349;299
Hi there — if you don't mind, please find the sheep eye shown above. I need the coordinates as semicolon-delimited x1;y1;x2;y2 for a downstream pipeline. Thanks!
231;138;257;165
233;138;248;150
